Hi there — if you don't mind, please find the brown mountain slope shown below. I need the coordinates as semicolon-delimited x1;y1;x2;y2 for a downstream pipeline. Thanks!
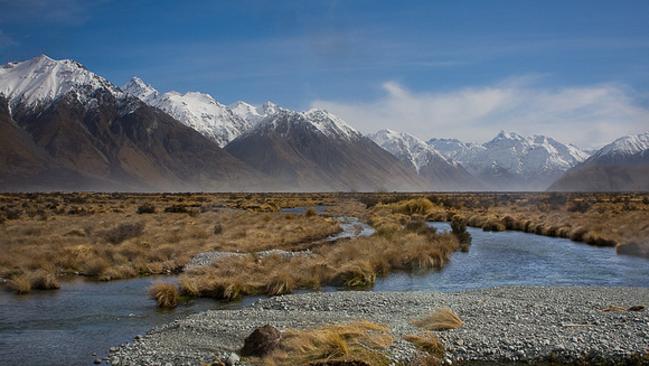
549;156;649;192
225;110;428;191
5;92;269;191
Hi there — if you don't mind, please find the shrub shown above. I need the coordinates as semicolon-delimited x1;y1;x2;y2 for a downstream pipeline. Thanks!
3;207;21;220
567;200;592;213
101;222;145;244
393;198;434;216
148;282;179;308
451;218;471;248
136;203;155;214
304;207;317;217
213;223;223;235
411;307;464;331
164;205;189;213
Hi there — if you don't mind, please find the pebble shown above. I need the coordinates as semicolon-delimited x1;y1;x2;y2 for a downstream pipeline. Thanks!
107;286;649;365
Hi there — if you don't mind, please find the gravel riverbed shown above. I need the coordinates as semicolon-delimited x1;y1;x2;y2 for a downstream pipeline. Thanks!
109;286;649;365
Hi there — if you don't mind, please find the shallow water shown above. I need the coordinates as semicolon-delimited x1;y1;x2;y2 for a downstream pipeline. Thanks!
375;222;649;292
0;276;258;366
2;222;648;365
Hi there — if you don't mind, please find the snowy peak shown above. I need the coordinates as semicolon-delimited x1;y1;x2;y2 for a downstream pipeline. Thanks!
370;129;451;172
593;132;649;159
122;77;250;147
123;76;159;103
229;100;280;125
0;54;121;108
428;131;589;189
250;108;361;142
304;109;361;141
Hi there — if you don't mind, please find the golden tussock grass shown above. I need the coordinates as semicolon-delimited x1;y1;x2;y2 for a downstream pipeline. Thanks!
411;307;464;331
148;282;179;308
0;193;342;289
417;192;649;258
180;229;459;300
6;270;60;294
403;332;445;358
257;321;393;366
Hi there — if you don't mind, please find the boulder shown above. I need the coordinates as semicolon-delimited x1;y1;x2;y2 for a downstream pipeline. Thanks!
240;325;281;357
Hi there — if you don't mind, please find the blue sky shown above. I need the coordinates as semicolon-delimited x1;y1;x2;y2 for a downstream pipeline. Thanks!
1;0;648;147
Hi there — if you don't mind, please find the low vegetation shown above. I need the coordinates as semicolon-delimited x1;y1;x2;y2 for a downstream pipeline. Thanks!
253;321;394;366
148;282;179;308
411;307;464;331
179;226;459;300
0;193;342;291
404;332;445;358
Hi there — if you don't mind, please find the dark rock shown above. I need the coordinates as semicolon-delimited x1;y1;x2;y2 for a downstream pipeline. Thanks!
240;324;281;357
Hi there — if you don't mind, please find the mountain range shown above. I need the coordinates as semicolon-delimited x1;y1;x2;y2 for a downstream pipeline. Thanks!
0;55;647;192
549;133;649;191
428;132;590;190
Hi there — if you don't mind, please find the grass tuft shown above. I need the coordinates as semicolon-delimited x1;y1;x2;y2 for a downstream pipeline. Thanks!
404;332;445;358
411;307;464;331
260;321;393;366
148;282;179;308
7;274;32;294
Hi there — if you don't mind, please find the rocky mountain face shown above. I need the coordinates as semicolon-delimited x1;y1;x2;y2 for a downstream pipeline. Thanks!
369;129;481;190
123;77;251;147
429;131;589;190
226;109;427;191
549;132;649;192
0;55;265;191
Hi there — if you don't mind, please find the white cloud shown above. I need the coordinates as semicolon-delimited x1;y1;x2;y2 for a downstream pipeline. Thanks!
311;77;649;149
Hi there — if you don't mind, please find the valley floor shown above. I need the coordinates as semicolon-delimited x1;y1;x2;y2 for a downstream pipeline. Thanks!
109;286;649;366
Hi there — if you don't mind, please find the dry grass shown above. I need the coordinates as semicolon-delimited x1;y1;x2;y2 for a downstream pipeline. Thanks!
411;307;464;331
255;321;393;366
7;274;32;294
148;282;179;308
400;192;649;259
403;332;445;358
6;270;60;294
0;193;342;289
179;229;459;300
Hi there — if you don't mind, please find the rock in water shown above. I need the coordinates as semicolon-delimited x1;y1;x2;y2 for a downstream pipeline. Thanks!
240;324;281;357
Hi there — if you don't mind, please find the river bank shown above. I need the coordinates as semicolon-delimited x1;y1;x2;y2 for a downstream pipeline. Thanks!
109;286;649;365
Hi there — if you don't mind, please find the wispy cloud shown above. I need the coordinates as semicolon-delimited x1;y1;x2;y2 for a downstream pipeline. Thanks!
311;77;649;149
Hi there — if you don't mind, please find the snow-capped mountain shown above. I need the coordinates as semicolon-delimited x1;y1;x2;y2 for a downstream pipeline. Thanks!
0;55;265;191
0;54;122;110
550;132;649;191
372;129;454;172
590;132;649;160
123;77;250;147
226;109;426;191
229;100;279;125
428;131;589;190
370;129;480;190
122;76;158;103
